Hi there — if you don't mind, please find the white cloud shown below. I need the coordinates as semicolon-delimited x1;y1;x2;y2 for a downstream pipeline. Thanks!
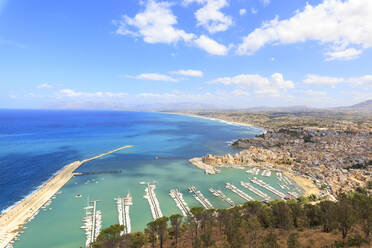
348;75;372;88
37;83;53;89
250;7;258;15
237;0;372;59
260;0;270;6
239;8;247;16
304;74;372;88
303;89;327;97
194;35;228;55
126;73;179;82
232;89;250;96
171;69;204;77
59;89;128;98
185;0;233;33
209;73;294;96
115;0;194;44
325;48;362;61
303;74;344;87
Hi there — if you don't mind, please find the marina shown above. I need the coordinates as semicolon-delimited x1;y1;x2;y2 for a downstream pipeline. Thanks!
209;188;235;207
225;183;253;201
188;186;214;209
240;181;271;201
141;182;163;220
251;177;287;199
81;200;102;248
261;170;271;177
246;167;260;175
169;189;191;216
115;193;133;235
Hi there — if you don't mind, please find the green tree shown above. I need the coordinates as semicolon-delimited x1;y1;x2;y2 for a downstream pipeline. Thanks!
319;200;337;232
169;214;183;247
272;201;292;230
92;224;124;247
261;231;279;248
352;192;372;240
128;232;146;248
145;221;158;248
155;216;169;248
336;194;356;239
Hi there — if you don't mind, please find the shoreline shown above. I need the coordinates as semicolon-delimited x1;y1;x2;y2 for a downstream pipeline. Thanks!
0;145;133;248
160;112;266;133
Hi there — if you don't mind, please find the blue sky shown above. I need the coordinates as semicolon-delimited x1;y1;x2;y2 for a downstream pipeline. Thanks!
0;0;371;109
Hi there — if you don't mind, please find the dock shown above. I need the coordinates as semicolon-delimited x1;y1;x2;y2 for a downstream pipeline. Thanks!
240;181;271;201
81;200;102;248
209;188;234;206
115;193;133;235
225;183;253;201
169;189;191;216
141;182;163;220
251;177;287;199
188;186;214;209
0;145;133;248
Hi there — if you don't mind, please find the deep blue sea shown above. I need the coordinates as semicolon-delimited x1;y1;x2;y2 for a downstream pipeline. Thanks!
0;110;262;213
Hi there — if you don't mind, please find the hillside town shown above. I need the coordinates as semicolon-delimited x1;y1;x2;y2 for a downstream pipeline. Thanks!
191;128;372;198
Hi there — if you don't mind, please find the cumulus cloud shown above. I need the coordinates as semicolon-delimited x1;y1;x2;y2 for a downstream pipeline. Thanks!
209;73;294;96
126;73;179;82
237;0;372;60
260;0;270;6
115;0;194;44
250;7;258;15
304;74;372;88
171;69;204;77
37;83;53;89
348;75;372;88
194;35;229;55
239;8;247;16
325;48;362;61
303;74;345;87
184;0;233;33
59;89;128;98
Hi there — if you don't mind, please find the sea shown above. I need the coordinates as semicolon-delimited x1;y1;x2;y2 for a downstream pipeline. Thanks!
0;110;302;248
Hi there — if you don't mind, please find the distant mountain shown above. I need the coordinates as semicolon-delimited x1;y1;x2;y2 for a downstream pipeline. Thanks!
336;99;372;112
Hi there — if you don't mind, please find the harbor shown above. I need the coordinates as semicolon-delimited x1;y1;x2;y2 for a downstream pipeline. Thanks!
81;200;102;248
251;177;287;199
240;181;271;201
115;193;133;235
0;145;133;248
209;188;235;207
188;186;214;210
225;183;253;201
141;182;163;220
169;189;191;216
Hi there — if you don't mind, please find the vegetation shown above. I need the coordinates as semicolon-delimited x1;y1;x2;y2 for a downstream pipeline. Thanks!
91;190;372;248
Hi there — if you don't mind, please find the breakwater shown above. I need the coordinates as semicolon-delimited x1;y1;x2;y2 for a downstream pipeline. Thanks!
0;145;133;248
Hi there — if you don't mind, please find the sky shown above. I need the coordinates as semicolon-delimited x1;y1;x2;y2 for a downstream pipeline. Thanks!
0;0;371;110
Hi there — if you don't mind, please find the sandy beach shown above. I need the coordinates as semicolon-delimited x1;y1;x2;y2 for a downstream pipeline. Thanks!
283;172;320;197
0;145;133;248
161;112;266;132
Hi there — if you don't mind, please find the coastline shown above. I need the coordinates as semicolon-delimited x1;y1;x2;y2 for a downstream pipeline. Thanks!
160;112;266;133
0;145;133;248
173;111;319;198
283;172;320;197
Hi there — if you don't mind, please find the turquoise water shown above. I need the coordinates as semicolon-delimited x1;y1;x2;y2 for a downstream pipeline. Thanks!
0;111;301;248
